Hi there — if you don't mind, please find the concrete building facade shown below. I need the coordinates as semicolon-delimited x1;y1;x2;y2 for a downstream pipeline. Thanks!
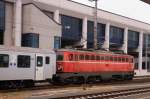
1;0;150;76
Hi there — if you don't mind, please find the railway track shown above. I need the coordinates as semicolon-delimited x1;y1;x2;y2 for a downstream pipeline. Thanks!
57;87;150;99
1;76;150;93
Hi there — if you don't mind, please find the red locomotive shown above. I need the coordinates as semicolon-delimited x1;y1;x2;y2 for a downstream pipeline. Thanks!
53;49;134;84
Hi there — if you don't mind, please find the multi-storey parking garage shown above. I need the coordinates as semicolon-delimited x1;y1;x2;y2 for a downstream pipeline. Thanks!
1;0;150;76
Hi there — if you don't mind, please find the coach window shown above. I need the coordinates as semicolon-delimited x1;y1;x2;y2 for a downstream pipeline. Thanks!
18;55;30;68
45;56;50;64
80;54;84;60
0;54;9;68
37;56;43;67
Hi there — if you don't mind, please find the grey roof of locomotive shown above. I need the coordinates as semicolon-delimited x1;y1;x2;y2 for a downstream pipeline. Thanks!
56;48;132;57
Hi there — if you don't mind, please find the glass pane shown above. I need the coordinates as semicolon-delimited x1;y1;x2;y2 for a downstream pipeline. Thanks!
17;55;30;68
37;56;43;67
45;56;50;64
57;55;63;61
0;54;9;67
54;36;61;49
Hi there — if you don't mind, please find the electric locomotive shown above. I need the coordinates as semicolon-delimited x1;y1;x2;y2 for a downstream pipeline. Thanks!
53;49;134;84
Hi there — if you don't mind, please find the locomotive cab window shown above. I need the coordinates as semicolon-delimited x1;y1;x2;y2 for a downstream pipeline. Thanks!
57;55;63;61
0;54;9;68
37;56;43;67
45;56;50;64
17;55;30;68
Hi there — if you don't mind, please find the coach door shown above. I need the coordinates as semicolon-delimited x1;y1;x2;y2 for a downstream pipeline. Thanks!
35;54;44;80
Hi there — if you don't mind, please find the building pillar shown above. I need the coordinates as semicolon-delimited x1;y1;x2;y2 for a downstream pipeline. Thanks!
102;22;110;50
54;10;60;23
138;31;143;72
13;0;22;47
82;17;87;48
121;27;128;54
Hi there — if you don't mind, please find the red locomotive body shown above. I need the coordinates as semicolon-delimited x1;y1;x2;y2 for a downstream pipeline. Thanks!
54;49;134;83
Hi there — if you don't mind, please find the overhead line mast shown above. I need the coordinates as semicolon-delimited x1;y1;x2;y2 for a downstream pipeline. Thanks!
89;0;99;50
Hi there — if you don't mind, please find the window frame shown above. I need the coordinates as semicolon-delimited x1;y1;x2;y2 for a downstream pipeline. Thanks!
0;54;9;68
17;55;31;68
37;56;43;67
45;56;50;64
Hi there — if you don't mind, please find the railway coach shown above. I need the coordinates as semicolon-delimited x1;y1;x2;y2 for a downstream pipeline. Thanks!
0;46;56;88
53;49;134;84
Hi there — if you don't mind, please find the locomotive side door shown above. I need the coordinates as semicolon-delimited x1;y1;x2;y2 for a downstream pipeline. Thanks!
35;54;44;81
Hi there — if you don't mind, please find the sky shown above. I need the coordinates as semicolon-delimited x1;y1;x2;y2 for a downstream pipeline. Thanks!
72;0;150;24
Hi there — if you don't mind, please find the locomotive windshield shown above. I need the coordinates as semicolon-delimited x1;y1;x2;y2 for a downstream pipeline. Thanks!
57;54;63;61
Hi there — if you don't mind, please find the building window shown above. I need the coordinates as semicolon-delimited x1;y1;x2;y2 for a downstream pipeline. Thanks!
128;30;139;49
0;0;5;31
54;36;61;49
87;21;105;48
0;0;5;45
110;26;124;46
17;55;30;68
22;33;39;48
61;15;82;41
0;30;4;44
0;54;9;68
142;62;146;70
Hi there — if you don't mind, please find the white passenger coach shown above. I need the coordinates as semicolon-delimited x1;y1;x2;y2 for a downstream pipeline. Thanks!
0;46;56;88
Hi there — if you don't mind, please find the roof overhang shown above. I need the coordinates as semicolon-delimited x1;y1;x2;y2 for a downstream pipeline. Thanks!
141;0;150;4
